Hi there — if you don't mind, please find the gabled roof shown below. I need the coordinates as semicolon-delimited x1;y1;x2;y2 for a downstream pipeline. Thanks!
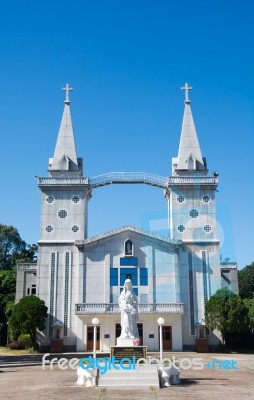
75;225;181;246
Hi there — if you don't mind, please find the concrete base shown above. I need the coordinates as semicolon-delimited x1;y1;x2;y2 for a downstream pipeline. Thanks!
98;364;159;388
158;366;180;387
76;367;95;387
116;337;135;347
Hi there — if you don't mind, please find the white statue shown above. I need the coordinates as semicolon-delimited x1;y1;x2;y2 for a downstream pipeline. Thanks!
118;279;139;339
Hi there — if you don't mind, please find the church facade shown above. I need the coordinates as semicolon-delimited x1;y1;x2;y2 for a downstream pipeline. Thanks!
15;84;238;352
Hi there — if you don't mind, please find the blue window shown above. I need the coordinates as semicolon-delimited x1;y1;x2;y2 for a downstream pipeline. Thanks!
120;257;138;266
120;268;138;286
189;209;199;218
140;268;148;286
177;195;185;203
203;195;210;203
110;268;118;286
204;225;212;232
178;225;185;232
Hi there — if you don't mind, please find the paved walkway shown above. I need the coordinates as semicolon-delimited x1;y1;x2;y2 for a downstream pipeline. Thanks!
0;352;254;400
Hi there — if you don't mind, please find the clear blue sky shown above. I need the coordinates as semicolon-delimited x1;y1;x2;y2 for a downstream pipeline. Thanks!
0;1;253;269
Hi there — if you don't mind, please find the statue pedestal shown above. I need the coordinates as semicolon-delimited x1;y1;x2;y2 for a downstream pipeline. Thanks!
116;337;135;347
100;346;153;387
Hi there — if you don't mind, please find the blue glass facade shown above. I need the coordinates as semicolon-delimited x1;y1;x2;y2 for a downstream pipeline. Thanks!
120;257;138;266
140;268;148;286
120;267;138;285
110;268;118;286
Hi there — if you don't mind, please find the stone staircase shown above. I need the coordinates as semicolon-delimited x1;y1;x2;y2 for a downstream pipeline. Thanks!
98;364;159;388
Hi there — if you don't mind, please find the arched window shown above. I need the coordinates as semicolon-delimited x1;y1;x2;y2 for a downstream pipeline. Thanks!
124;239;133;256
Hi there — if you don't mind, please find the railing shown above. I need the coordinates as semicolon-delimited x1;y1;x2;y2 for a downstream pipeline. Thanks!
17;263;37;270
75;303;184;314
139;303;184;313
168;176;218;185
89;172;168;189
37;174;218;188
220;262;237;269
37;177;89;186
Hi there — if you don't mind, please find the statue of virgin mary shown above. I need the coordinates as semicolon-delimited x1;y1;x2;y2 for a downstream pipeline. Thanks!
118;279;139;339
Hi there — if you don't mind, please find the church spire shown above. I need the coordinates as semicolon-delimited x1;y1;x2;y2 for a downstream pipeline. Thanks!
173;83;207;174
49;84;82;176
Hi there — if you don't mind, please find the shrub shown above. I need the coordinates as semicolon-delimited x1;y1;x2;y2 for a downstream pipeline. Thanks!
9;295;47;348
18;334;32;349
7;340;25;350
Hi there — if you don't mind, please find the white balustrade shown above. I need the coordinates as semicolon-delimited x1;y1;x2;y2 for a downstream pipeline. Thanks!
75;303;184;315
37;177;89;186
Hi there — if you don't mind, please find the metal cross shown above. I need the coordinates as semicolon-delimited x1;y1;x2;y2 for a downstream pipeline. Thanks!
181;82;192;102
62;83;74;103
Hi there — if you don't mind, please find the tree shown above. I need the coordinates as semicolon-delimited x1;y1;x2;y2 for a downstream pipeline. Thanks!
205;290;249;345
212;287;236;298
0;224;37;270
220;256;231;264
0;269;16;313
9;295;48;348
0;269;16;345
0;224;37;344
238;262;254;299
244;298;254;332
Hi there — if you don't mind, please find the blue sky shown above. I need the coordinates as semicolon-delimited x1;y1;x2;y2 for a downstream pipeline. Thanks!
0;0;253;269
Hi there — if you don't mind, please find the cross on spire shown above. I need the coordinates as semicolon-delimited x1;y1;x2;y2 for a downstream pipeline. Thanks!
181;82;192;103
62;83;73;104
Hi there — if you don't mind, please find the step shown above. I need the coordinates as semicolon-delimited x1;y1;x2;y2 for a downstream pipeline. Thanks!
98;378;159;387
98;365;159;388
99;365;158;377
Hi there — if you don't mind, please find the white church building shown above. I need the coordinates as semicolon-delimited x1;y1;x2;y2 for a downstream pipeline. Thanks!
16;83;238;352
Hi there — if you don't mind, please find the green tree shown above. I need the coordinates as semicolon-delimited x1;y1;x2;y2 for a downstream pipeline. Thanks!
9;295;48;348
212;287;236;298
0;269;16;311
238;262;254;299
205;290;249;345
0;269;16;345
0;224;37;345
0;224;37;270
244;298;254;332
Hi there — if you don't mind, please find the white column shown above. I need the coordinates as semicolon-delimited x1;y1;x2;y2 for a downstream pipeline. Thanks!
157;317;165;361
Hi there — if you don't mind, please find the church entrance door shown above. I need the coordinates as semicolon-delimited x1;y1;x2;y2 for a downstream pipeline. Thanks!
159;326;172;351
86;326;100;351
137;323;143;345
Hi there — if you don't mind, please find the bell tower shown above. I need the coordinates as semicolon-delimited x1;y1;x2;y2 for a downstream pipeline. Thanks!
169;83;218;243
36;85;91;348
38;84;91;242
167;84;221;339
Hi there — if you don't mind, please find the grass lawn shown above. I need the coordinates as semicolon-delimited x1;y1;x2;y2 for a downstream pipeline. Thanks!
0;346;36;355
